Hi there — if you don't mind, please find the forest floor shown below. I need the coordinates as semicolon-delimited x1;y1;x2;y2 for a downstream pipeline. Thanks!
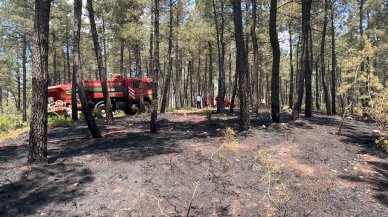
0;109;387;217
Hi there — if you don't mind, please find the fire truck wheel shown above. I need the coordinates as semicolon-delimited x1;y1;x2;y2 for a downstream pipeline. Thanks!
96;104;107;118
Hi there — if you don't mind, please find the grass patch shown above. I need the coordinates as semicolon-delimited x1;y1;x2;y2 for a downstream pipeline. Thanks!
0;127;29;142
48;115;75;128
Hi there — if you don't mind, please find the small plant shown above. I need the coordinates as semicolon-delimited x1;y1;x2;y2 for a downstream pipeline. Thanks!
48;115;75;128
375;132;388;152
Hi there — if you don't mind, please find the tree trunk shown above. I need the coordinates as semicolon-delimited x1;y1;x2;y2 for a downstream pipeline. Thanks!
315;60;320;110
269;0;280;123
52;31;57;84
17;59;21;111
136;44;145;112
231;0;250;131
230;60;238;113
208;42;214;106
150;0;160;133
87;0;114;124
28;0;51;163
321;0;331;115
331;1;336;114
288;22;294;109
66;30;71;83
22;35;28;121
120;39;125;76
305;2;313;118
102;17;107;79
292;0;312;119
251;0;259;114
160;0;174;113
212;0;225;113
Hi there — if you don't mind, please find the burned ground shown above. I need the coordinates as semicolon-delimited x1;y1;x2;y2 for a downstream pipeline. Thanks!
0;110;387;216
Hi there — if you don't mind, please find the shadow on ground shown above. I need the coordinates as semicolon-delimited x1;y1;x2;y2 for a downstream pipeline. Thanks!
0;163;94;216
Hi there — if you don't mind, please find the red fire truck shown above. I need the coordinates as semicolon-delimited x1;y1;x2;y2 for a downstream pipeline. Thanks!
47;74;153;117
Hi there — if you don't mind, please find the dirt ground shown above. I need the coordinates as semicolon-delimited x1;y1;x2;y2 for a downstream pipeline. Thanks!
0;110;387;217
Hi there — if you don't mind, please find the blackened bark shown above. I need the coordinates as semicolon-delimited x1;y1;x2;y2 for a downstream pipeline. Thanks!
230;60;238;113
136;44;145;112
52;32;57;84
330;1;336;114
74;0;101;138
87;0;114;124
292;0;312;119
71;2;78;121
150;0;159;133
120;39;125;76
321;0;331;115
288;22;294;109
231;0;250;131
251;0;259;114
160;0;174;113
208;42;214;106
17;59;21;111
22;35;27;121
269;0;280;123
212;0;225;113
28;0;51;163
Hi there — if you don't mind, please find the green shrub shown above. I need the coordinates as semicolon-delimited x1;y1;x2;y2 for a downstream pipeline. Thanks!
0;112;28;133
375;132;388;152
48;115;75;128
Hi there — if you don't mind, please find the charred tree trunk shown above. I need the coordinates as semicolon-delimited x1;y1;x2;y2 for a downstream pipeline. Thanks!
22;35;28;121
28;0;51;163
251;0;259;114
269;0;280;123
160;0;174;113
231;0;250;131
136;44;145;112
87;0;114;124
208;42;214;107
52;32;57;84
321;0;331;115
74;0;101;138
120;39;125;76
212;0;225;113
293;0;312;119
16;59;21;111
330;2;336;114
288;22;294;109
230;59;238;113
150;0;160;133
66;29;71;83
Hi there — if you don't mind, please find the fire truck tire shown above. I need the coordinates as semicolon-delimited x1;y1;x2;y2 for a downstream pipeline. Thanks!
95;104;107;118
124;107;137;116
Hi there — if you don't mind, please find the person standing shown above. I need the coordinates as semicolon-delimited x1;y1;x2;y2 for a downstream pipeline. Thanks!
196;94;202;109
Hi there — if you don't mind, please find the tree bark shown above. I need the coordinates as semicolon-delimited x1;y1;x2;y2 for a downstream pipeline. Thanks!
160;0;174;113
22;35;28;121
150;0;160;133
269;0;280;123
87;0;114;124
231;0;250;131
212;0;225;113
120;38;125;76
17;58;21;111
330;1;336;114
321;0;331;115
251;0;259;114
288;22;294;109
292;0;312;119
28;0;51;163
208;42;214;106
